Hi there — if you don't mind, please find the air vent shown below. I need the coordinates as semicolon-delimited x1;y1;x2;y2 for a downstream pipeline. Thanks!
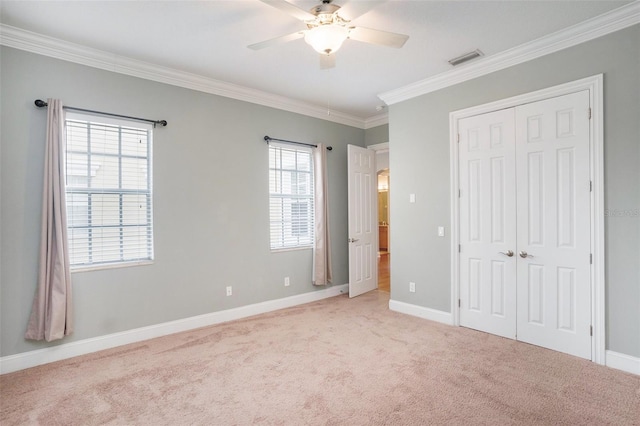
448;49;484;66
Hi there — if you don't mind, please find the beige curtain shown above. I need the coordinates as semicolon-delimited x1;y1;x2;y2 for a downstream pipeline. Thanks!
312;143;333;285
25;99;74;342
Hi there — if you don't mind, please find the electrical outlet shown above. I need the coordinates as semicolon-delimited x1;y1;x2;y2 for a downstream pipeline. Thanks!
438;226;445;237
409;282;416;293
284;277;290;287
409;193;416;203
226;286;232;296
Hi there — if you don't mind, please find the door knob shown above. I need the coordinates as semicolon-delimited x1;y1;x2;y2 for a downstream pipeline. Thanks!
519;251;533;258
499;250;514;257
348;238;359;243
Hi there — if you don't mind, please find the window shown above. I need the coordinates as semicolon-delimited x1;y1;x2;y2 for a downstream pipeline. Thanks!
64;112;153;268
269;143;314;250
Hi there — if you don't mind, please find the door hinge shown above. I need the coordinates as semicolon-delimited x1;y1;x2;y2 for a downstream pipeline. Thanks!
590;325;593;336
588;107;592;120
590;253;593;264
459;189;461;198
458;299;461;308
590;181;593;192
457;133;460;143
458;244;461;253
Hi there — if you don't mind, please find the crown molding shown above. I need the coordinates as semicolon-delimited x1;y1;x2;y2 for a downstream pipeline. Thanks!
363;113;389;129
379;1;640;105
0;24;370;129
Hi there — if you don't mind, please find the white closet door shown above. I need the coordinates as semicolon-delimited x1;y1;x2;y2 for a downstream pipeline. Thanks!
515;90;592;359
459;109;517;339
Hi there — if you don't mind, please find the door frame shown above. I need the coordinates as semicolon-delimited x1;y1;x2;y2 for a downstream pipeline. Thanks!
369;142;390;253
449;74;605;364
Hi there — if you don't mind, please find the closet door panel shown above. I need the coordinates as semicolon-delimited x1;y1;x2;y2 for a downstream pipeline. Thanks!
515;90;592;360
459;108;517;339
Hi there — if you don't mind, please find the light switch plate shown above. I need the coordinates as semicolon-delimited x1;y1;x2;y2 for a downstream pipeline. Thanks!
409;194;416;203
438;226;445;237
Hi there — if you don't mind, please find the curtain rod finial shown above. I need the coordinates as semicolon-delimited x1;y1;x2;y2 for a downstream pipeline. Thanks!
34;99;48;108
327;146;333;151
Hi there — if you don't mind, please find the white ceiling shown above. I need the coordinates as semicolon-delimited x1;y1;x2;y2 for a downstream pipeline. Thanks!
0;0;632;123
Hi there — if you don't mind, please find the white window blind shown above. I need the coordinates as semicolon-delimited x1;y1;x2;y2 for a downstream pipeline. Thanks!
65;112;154;268
269;143;314;250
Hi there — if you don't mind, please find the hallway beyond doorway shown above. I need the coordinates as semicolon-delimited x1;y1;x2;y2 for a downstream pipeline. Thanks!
378;253;389;292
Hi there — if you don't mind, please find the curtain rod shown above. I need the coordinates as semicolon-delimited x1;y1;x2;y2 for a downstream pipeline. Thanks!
34;99;167;128
264;136;332;151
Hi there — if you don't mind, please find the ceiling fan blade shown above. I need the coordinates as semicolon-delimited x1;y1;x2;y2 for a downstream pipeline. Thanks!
248;31;305;50
259;0;316;21
337;0;386;21
319;54;336;70
348;26;409;49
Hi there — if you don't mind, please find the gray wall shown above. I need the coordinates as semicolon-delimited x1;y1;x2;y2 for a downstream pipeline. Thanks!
388;25;640;358
0;47;365;357
364;124;389;146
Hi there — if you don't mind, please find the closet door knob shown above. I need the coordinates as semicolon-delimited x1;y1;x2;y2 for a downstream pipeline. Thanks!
499;250;514;257
519;251;533;258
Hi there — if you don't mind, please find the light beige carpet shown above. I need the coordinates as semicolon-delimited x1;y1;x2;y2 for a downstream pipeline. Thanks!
1;290;639;425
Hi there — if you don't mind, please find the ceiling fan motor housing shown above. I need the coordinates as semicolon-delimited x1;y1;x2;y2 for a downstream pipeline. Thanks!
309;2;343;26
313;3;340;15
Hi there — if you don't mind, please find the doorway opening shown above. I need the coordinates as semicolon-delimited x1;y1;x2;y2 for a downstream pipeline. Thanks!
347;143;392;298
378;168;390;293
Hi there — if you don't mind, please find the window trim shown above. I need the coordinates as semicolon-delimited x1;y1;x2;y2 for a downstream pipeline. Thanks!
268;142;315;251
64;112;154;270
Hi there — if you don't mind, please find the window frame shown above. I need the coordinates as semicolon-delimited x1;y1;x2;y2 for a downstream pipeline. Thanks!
64;112;154;271
268;142;315;251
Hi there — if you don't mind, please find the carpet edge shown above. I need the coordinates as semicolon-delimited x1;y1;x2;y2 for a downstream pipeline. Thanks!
0;284;348;374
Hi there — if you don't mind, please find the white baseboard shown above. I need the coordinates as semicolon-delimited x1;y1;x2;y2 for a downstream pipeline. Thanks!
389;299;453;325
606;350;640;376
0;284;348;375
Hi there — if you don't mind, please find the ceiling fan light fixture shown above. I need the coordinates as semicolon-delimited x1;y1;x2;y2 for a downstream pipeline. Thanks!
304;24;349;55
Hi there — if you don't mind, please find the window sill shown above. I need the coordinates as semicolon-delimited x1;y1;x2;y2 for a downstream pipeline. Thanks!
71;260;154;273
271;246;313;254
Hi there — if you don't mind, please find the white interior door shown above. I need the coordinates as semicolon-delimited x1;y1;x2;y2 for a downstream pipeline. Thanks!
348;145;378;298
515;91;592;359
457;90;592;360
459;109;518;339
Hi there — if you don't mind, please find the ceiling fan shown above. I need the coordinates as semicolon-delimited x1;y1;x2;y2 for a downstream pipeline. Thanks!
249;0;409;68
